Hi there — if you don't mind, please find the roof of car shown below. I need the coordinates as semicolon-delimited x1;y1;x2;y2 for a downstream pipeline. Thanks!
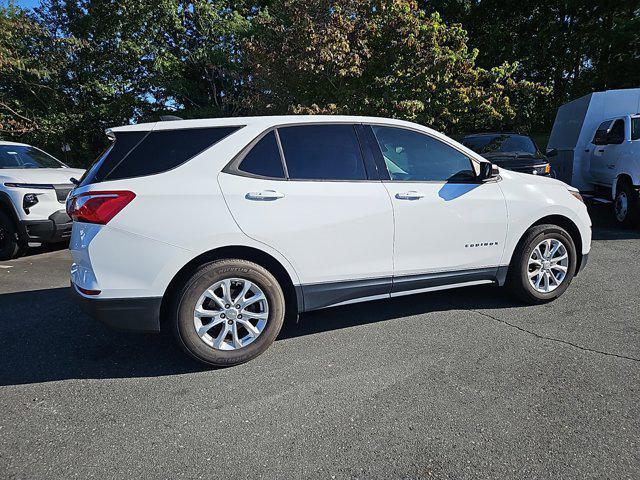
108;115;428;134
0;140;30;147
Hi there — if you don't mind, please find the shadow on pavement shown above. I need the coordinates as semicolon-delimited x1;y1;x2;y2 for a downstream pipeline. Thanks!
0;202;636;386
0;284;519;386
0;287;207;386
588;204;640;240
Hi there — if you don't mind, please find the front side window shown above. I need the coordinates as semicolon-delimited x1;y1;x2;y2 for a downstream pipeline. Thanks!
632;117;640;141
372;126;475;182
608;119;625;144
592;121;612;146
238;131;285;178
277;124;367;180
0;145;65;169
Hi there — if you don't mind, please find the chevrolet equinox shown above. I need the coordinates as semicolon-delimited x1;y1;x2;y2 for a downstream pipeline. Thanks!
68;116;592;366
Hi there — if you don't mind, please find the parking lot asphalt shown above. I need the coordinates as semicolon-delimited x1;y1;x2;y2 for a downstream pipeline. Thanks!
1;205;639;480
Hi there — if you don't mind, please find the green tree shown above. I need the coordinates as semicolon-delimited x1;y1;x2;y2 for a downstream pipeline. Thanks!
0;5;77;157
242;0;549;134
421;0;640;129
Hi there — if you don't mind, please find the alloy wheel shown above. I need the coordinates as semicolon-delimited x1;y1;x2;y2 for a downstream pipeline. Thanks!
193;277;269;351
527;238;569;293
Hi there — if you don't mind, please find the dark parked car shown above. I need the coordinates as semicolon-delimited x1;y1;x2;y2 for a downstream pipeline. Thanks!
461;133;551;176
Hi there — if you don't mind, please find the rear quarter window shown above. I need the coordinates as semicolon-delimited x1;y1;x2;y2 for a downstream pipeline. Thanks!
81;126;241;185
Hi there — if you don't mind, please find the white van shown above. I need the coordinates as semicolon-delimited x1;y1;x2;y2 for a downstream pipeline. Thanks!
547;88;640;226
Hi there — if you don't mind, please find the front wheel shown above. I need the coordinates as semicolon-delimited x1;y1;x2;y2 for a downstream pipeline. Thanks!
0;211;26;261
507;224;577;304
173;259;286;367
614;183;640;228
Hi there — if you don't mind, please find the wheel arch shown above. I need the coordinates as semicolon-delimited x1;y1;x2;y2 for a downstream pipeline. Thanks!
0;191;20;226
160;245;301;331
612;173;635;200
514;214;584;276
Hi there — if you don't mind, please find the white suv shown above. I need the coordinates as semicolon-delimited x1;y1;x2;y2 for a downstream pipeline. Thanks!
68;116;591;366
0;141;84;260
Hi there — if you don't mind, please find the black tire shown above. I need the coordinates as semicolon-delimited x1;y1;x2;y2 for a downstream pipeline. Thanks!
172;259;285;367
0;211;26;261
507;224;577;304
614;183;640;228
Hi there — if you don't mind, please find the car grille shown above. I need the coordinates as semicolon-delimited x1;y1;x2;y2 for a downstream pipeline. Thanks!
53;184;74;203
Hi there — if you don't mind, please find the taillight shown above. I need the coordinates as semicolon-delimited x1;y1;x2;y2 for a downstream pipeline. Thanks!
67;190;136;225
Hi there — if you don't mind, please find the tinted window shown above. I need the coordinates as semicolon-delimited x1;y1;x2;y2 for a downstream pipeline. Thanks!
238;131;285;178
608;119;625;144
462;134;539;156
106;127;240;181
278;125;367;180
0;145;64;169
632;118;640;141
80;131;147;186
372;126;475;182
592;121;612;146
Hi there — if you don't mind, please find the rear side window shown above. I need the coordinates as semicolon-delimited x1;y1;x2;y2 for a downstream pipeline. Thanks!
238;131;285;178
81;126;240;185
632;118;640;141
278;124;367;180
107;127;240;181
80;132;147;186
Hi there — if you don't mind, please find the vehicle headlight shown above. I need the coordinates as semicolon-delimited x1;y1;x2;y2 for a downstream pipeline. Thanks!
533;164;551;176
568;189;584;203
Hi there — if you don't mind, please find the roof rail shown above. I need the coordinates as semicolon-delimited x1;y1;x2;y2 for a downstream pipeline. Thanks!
160;115;183;121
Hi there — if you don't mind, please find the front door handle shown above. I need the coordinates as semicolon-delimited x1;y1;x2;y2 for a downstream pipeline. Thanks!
607;164;616;169
246;190;285;201
395;191;425;200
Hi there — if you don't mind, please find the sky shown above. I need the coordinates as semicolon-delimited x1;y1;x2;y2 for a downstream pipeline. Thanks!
3;0;40;9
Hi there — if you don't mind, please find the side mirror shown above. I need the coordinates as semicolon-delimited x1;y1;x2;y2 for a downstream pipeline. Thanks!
478;162;498;181
70;177;80;186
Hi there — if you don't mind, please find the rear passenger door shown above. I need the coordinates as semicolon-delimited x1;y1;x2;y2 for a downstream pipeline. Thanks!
218;124;394;310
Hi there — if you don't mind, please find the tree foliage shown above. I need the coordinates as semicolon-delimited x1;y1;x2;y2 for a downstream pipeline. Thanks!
421;0;640;126
243;0;548;133
1;0;637;165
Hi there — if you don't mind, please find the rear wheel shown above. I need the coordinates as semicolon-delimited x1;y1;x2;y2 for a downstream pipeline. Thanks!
507;224;577;304
173;259;285;367
0;211;25;261
614;183;640;228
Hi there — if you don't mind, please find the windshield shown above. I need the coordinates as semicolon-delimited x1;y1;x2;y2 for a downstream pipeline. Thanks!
462;134;540;156
0;145;65;169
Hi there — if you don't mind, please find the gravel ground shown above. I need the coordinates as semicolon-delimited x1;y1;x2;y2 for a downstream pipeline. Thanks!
1;205;638;480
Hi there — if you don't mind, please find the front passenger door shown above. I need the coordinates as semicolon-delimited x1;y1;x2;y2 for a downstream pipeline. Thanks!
367;125;508;290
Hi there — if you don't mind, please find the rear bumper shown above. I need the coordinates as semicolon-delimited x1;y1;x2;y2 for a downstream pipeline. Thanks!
71;283;162;332
20;210;73;243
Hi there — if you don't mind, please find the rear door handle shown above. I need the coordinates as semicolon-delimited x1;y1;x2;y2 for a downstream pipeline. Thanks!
246;190;285;201
607;164;615;169
395;191;425;200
